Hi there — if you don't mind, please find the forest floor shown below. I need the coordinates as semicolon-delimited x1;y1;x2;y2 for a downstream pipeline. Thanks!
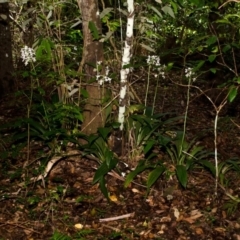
1;72;240;240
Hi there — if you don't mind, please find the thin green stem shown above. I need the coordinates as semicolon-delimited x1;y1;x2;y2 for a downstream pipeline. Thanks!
31;62;51;130
180;77;191;164
144;65;151;114
152;75;159;115
25;76;34;166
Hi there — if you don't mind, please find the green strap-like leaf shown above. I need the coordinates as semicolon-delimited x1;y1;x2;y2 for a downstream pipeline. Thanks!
143;139;155;155
198;160;216;176
176;165;188;188
124;160;148;188
228;86;238;103
93;158;118;184
93;161;109;184
98;127;111;141
147;166;165;195
99;176;109;200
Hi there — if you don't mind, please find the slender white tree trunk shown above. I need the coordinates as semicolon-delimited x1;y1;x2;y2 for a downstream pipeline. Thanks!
118;0;134;130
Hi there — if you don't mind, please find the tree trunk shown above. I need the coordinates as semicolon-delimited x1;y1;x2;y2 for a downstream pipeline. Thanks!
77;0;104;135
118;0;134;130
0;1;14;98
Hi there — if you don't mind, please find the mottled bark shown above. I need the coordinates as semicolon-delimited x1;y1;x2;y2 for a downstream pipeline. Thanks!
118;0;134;130
78;0;104;135
0;1;14;98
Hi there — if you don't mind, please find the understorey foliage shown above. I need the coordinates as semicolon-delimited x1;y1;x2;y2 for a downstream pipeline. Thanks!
1;1;240;238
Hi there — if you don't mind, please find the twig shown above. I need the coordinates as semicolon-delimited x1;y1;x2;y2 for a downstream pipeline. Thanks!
19;150;94;187
101;224;121;232
0;188;22;201
99;212;135;222
0;221;41;234
230;119;240;129
19;149;158;193
219;0;240;9
169;79;228;196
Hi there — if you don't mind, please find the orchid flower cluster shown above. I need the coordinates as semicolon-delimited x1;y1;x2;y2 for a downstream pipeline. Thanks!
185;67;196;82
20;46;36;66
147;55;165;79
95;61;112;85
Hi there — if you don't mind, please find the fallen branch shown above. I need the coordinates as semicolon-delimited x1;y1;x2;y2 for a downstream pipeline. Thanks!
19;150;97;187
99;212;135;222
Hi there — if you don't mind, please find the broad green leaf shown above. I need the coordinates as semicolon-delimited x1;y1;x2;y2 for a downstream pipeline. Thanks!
176;165;187;188
71;19;82;28
189;0;200;6
140;43;155;52
100;7;113;19
138;126;154;145
227;159;240;172
198;160;216;176
12;132;28;141
36;38;53;61
222;44;231;53
46;10;52;20
166;147;175;162
93;164;106;184
76;112;83;122
105;104;113;122
195;150;214;160
99;176;109;200
189;145;204;158
194;60;205;71
162;5;175;18
166;62;174;70
98;127;111;141
235;77;240;84
173;139;185;157
108;156;118;170
128;104;145;114
158;135;172;147
170;1;178;13
146;152;157;161
219;162;232;174
211;46;219;53
216;18;231;24
26;118;46;134
88;21;99;40
147;166;165;194
185;158;194;170
124;160;148;188
112;122;121;129
100;31;113;42
208;55;216;63
210;68;217;74
144;139;155;155
105;150;114;168
206;36;217;46
94;139;107;160
88;134;99;145
149;5;162;18
144;106;154;117
93;160;117;184
228;86;238;103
